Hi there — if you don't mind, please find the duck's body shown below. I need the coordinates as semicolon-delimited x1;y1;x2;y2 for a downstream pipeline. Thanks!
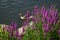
19;13;33;20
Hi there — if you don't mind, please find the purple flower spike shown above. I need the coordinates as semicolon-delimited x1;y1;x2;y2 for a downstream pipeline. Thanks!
35;17;40;23
41;6;45;15
22;21;26;26
45;10;48;18
58;30;60;35
34;5;38;15
15;31;19;37
9;32;13;37
26;10;30;19
43;24;49;32
7;26;11;33
50;5;54;10
22;27;25;32
11;22;17;30
54;9;58;17
22;20;29;26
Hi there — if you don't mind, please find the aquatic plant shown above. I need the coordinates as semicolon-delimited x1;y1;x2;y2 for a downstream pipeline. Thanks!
22;5;60;40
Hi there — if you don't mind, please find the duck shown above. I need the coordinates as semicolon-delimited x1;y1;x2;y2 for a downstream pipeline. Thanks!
19;13;33;20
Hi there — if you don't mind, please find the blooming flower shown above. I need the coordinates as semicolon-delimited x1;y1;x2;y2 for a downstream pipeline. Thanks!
34;5;38;15
11;22;17;30
43;23;49;32
26;10;30;19
16;31;19;36
58;30;60;35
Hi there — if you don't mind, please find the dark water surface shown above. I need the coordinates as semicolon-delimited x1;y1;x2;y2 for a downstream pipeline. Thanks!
0;0;60;26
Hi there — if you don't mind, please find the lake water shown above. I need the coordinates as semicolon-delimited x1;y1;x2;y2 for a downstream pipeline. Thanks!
0;0;60;26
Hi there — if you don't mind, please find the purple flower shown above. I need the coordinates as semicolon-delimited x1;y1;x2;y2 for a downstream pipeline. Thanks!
54;9;58;18
22;20;29;26
26;10;30;19
49;37;52;40
17;34;23;40
49;17;54;24
11;22;17;30
6;26;11;33
41;6;46;15
22;27;25;32
44;10;48;18
35;17;40;23
15;31;19;37
32;25;36;29
42;17;45;23
50;5;54;11
9;33;13;37
58;30;60;35
43;24;49;32
34;5;38;15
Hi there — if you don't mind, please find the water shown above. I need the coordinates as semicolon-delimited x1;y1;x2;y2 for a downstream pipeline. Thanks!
0;0;60;26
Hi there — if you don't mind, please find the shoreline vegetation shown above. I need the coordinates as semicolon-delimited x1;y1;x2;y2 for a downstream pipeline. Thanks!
0;5;60;40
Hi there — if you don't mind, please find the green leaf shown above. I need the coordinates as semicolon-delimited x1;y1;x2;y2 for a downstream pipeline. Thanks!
22;21;44;40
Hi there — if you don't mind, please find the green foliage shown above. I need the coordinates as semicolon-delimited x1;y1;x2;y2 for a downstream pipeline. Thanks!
0;24;17;40
0;31;9;40
0;24;9;40
45;22;60;40
51;22;60;40
22;20;60;40
22;21;44;40
51;31;59;40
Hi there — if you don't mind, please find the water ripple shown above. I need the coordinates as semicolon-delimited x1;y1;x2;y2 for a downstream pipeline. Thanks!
1;0;7;2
